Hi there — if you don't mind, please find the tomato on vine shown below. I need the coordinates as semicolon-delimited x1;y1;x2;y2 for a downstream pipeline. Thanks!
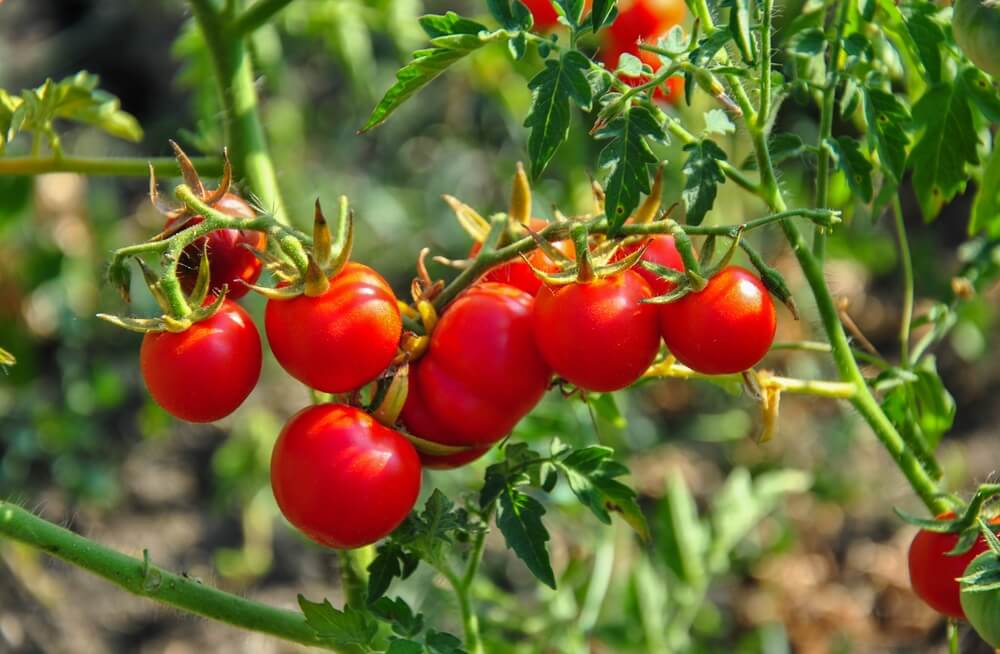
140;299;262;422
471;218;574;295
265;262;402;394
615;234;685;294
659;265;775;375
401;283;551;468
533;270;660;392
607;0;686;43
270;403;421;549
521;0;593;31
600;45;684;104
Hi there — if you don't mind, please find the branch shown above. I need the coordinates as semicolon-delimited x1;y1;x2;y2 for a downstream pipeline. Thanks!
0;156;223;177
642;360;857;399
233;0;297;35
0;500;345;652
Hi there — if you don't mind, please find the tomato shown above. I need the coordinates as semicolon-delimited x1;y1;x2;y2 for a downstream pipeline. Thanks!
265;262;402;393
954;0;1000;78
470;218;575;296
140;300;261;422
613;234;685;295
600;42;685;104
164;193;265;300
270;403;420;549
961;552;1000;645
659;266;775;374
909;513;998;620
608;0;686;44
400;283;551;468
533;271;660;392
521;0;593;31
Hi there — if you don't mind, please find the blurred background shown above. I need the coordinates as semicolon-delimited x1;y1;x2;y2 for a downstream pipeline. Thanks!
1;1;999;652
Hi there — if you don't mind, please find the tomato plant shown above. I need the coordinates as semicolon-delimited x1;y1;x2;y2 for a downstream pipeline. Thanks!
659;266;776;374
139;299;261;423
265;262;402;394
470;218;574;295
961;551;1000;646
270;403;420;549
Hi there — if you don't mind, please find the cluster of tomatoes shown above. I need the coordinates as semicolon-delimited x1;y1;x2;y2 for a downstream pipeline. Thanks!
523;0;687;103
136;182;778;550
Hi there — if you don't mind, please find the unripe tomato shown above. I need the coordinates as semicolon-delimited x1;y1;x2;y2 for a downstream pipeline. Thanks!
470;218;575;296
608;0;686;44
961;552;1000;645
910;513;999;620
164;193;266;300
600;43;685;104
265;262;402;393
614;234;685;295
401;283;551;468
140;300;262;422
954;0;1000;78
270;404;421;549
533;271;660;392
659;266;775;374
522;0;593;31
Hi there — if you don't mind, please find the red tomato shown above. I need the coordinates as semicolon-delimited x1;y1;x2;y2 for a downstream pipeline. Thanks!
614;234;685;295
470;218;575;296
265;262;402;393
909;512;1000;620
659;266;775;374
164;193;266;300
401;283;551;468
608;0;686;43
533;271;660;392
600;42;685;104
270;403;421;549
521;0;593;31
140;300;262;422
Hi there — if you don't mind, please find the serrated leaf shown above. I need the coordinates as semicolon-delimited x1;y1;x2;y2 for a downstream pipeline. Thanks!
830;136;874;202
790;27;827;57
863;86;910;183
367;543;404;603
743;133;813;169
298;597;378;647
488;0;534;30
596;105;666;230
523;50;593;178
363;14;500;132
618;52;645;77
682;139;727;226
881;356;954;464
689;29;733;67
557;446;650;540
426;630;468;654
704;109;735;135
903;11;944;83
370;596;425;638
497;487;555;588
961;66;1000;124
970;144;1000;237
909;81;979;221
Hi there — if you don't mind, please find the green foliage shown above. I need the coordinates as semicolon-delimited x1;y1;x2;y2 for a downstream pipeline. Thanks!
523;51;593;178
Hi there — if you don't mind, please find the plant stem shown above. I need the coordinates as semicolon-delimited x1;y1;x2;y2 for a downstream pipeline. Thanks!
892;194;914;366
439;564;483;654
0;156;223;177
0;501;343;652
188;0;289;225
642;360;857;398
336;547;372;608
233;0;297;35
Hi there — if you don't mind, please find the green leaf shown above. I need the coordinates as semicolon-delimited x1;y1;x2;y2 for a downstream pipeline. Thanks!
970;145;1000;237
728;0;757;63
425;631;469;654
298;597;379;647
742;133;813;169
909;81;980;221
862;86;910;183
367;543;404;602
557;446;649;539
554;0;585;25
961;66;1000;124
703;109;736;136
523;50;593;178
903;11;944;83
882;356;954;459
497;486;555;588
586;393;627;429
829;136;873;202
362;14;500;132
370;596;425;638
591;0;617;31
789;27;827;57
681;139;728;226
387;639;425;654
487;0;534;30
596;105;666;230
658;473;706;584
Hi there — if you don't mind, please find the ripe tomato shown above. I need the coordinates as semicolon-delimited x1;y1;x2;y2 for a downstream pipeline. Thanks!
614;234;685;295
600;42;684;104
961;552;1000;645
659;266;775;374
265;262;402;393
140;300;262;422
401;283;551;468
521;0;593;31
470;218;574;296
910;513;1000;620
533;271;660;392
270;403;421;549
608;0;686;43
164;193;266;300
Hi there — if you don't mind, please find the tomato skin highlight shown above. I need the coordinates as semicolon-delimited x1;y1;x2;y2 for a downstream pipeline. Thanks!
140;300;262;422
909;513;997;620
614;234;685;295
608;0;686;43
961;552;1000;646
470;218;574;296
270;404;421;549
659;265;775;375
165;193;265;301
401;283;551;468
264;262;402;394
533;271;660;392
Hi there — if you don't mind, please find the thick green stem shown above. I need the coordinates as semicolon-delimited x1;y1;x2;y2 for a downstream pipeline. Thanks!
233;0;297;35
0;501;342;651
439;564;483;654
188;0;289;225
892;195;914;366
336;547;372;608
0;156;223;177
